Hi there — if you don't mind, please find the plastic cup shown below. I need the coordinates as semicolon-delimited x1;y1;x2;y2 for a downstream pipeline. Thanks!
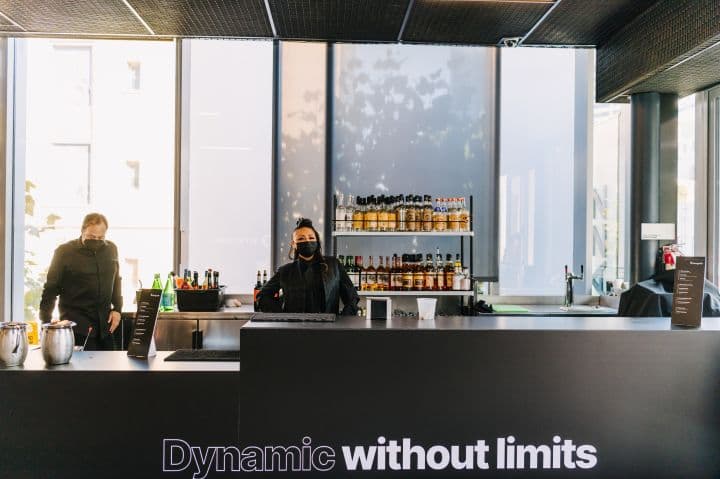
417;298;437;320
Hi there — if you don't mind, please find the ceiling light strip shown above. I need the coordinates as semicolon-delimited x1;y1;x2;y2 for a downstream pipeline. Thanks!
121;0;156;35
398;0;416;42
0;10;26;31
263;0;278;37
518;0;562;46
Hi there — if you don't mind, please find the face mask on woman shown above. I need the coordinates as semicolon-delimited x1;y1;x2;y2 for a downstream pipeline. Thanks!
295;241;318;258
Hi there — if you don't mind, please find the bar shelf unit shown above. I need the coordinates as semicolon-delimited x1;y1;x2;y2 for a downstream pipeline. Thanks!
358;290;473;297
333;231;474;237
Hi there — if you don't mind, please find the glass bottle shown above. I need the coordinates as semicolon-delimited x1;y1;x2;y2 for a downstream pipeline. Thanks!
433;198;446;232
160;272;176;312
401;254;413;291
365;196;378;232
387;196;397;232
376;256;388;291
378;195;389;232
346;194;356;233
366;256;377;291
151;273;163;290
424;253;436;291
405;195;416;232
444;253;455;291
335;193;346;232
347;256;360;290
397;195;408;232
434;250;444;291
262;269;268;286
459;196;470;232
389;254;400;291
448;197;460;231
413;254;425;291
358;256;367;291
353;196;365;232
422;195;433;232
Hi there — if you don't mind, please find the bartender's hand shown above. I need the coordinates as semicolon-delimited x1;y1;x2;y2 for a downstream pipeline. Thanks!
108;311;121;333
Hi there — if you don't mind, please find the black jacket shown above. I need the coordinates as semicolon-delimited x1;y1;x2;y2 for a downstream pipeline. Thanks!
258;256;359;315
39;238;123;338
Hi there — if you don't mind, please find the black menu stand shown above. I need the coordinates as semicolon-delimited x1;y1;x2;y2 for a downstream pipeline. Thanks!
127;289;161;358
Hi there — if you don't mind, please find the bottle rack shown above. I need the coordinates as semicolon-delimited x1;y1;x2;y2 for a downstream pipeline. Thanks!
331;196;474;299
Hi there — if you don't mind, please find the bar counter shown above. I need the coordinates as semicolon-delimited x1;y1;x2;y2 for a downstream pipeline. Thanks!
2;316;719;478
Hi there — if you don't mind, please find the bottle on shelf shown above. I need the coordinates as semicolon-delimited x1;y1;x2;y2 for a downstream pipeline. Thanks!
406;195;417;232
387;196;398;231
378;195;389;232
422;195;433;232
376;256;388;291
365;196;378;232
433;198;447;232
160;272;176;312
462;267;471;291
444;254;455;291
455;254;462;273
412;254;425;291
390;254;402;291
397;196;408;232
424;253;436;291
214;270;220;289
435;249;445;291
335;193;346;232
357;256;366;291
346;194;355;233
365;256;377;291
353;196;365;232
459;197;470;232
448;197;460;231
346;256;358;290
151;273;163;290
401;254;413;291
262;269;268;286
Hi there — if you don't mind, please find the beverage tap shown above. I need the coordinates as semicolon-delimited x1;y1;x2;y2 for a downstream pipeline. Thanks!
564;264;584;307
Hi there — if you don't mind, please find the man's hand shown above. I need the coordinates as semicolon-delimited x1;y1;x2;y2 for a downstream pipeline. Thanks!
108;311;121;334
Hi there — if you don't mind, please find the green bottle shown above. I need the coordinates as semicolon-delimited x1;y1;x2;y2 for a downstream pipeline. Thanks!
160;272;176;312
151;273;163;290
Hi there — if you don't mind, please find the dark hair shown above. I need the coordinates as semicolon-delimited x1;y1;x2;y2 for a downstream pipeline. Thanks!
290;218;325;266
81;213;108;231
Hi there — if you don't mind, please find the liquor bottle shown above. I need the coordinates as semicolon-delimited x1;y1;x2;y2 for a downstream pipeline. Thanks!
444;254;455;291
353;197;365;232
253;270;262;310
459;197;470;232
214;270;220;289
151;273;163;290
366;256;377;291
390;254;401;291
455;254;462;273
424;253;436;291
376;256;388;291
160;272;176;312
397;195;407;232
422;195;433;232
433;198;446;232
262;269;268;286
387;196;398;231
343;195;355;231
357;256;366;291
345;257;357;290
401;254;413;291
434;251;444;291
365;196;378;232
413;254;425;291
335;193;346;232
448;197;460;231
405;195;417;232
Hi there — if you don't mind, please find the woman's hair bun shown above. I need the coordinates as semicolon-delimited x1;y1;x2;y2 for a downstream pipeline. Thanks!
296;217;314;229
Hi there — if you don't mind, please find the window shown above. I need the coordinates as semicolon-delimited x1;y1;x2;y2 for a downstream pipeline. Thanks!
499;48;590;295
13;38;175;320
184;39;273;293
677;94;696;255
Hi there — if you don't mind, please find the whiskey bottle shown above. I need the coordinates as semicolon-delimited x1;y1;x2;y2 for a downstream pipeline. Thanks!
406;195;418;232
346;194;356;233
422;195;433;232
390;254;402;291
335;193;346;232
444;254;455;291
424;253;436;291
448;197;460;232
365;196;378;232
366;256;377;291
376;256;388;291
378;195;389;232
459;197;470;232
401;254;413;291
353;197;365;231
387;196;398;231
397;196;408;232
413;254;425;291
433;198;447;232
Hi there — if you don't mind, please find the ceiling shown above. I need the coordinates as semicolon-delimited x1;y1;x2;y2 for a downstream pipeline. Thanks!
0;0;719;102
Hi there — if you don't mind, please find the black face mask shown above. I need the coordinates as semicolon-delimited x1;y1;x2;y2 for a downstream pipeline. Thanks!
83;239;106;252
296;241;318;259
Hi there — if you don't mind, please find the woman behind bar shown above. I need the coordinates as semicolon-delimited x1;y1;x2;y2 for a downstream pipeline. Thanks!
258;218;359;315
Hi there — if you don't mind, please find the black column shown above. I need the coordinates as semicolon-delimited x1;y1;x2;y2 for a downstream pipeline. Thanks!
630;92;678;284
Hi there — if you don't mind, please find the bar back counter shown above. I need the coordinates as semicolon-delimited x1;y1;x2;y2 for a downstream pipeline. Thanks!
2;316;720;478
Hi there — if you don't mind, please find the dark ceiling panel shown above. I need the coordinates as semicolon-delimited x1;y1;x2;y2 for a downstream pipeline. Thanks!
127;0;272;37
627;42;720;97
403;0;553;45
0;0;148;35
268;0;409;41
524;0;659;46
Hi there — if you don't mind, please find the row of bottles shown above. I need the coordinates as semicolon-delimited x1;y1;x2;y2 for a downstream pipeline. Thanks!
334;194;471;232
252;269;269;310
151;268;221;312
339;249;471;292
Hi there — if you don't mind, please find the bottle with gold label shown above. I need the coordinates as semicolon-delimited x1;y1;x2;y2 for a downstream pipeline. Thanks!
366;256;377;291
424;253;436;291
352;196;365;231
387;196;398;231
376;256;388;291
448;197;460;231
378;195;389;232
422;195;433;232
413;254;425;291
397;196;408;232
365;196;378;232
444;253;455;291
459;197;470;231
401;254;414;291
433;198;447;232
390;254;402;290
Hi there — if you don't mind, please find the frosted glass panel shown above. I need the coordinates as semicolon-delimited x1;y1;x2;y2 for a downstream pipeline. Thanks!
332;43;497;279
499;48;579;295
186;39;273;293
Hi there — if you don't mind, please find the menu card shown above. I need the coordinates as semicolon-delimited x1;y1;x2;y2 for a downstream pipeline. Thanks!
127;289;161;358
671;256;706;328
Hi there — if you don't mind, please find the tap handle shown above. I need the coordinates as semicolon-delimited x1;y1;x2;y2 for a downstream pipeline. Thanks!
580;264;584;277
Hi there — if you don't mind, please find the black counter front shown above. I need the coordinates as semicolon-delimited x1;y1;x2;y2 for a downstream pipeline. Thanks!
1;316;719;478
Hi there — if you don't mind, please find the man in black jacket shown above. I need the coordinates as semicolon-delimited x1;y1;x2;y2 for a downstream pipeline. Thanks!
39;213;123;350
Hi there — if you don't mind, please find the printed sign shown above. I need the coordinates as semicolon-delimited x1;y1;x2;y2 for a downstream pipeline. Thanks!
127;289;161;358
671;256;706;327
